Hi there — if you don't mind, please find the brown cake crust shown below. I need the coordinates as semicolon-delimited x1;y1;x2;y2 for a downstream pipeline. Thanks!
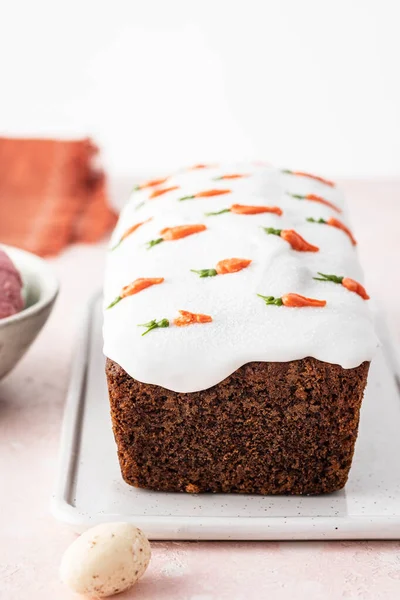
106;357;369;495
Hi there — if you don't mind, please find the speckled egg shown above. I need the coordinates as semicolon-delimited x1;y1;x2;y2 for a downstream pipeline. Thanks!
60;522;151;597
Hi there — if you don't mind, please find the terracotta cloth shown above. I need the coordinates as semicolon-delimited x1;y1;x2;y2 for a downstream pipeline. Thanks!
0;137;117;256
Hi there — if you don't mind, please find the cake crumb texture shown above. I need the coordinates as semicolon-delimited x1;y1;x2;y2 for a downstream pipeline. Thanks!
106;357;369;495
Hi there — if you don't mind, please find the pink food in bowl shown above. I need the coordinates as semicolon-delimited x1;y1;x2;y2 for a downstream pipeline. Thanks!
0;249;24;319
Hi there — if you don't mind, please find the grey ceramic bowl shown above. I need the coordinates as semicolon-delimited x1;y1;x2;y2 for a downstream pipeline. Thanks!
0;244;59;380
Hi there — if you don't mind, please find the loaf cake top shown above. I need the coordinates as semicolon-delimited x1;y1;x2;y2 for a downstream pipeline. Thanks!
103;163;378;392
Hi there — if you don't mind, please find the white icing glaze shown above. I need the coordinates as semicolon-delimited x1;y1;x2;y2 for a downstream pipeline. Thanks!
103;163;379;393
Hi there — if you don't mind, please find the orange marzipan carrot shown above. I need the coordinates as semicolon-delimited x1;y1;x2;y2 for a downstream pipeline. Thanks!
215;258;252;274
147;224;207;249
137;177;168;190
231;204;282;216
306;194;341;213
189;164;213;170
107;277;164;308
280;229;319;252
195;189;230;197
291;193;341;213
120;218;152;241
342;277;370;299
179;189;231;201
149;185;179;199
174;310;213;327
216;174;249;180
160;224;207;241
294;172;335;187
111;218;152;250
121;278;164;298
285;170;335;187
191;258;251;277
327;217;357;245
282;293;326;308
313;272;369;299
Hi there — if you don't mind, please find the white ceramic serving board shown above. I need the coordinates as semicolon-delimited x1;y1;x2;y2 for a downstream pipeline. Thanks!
52;294;400;540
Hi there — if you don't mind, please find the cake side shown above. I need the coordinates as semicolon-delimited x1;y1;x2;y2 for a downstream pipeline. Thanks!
106;357;369;495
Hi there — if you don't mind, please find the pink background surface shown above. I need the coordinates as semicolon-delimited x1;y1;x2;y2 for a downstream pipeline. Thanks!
1;180;400;599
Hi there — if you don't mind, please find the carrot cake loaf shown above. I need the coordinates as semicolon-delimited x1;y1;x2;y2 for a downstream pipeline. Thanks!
103;163;378;494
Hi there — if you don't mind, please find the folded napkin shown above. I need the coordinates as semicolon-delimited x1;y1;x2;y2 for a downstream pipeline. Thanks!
0;137;117;256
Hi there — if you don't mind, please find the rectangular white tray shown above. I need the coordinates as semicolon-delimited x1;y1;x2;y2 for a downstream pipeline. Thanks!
52;294;400;540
